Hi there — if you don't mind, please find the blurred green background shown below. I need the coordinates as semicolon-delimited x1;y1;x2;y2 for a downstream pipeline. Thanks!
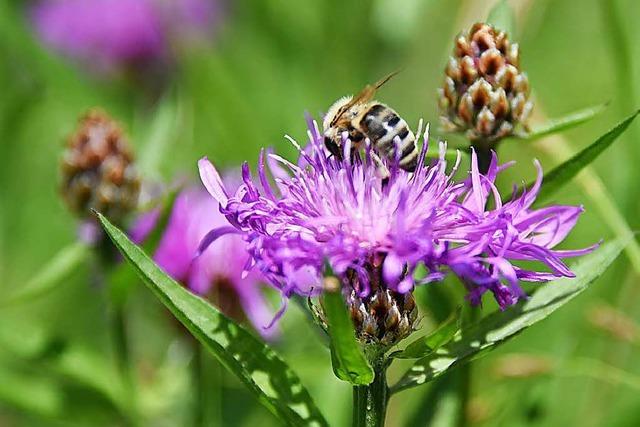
1;0;640;425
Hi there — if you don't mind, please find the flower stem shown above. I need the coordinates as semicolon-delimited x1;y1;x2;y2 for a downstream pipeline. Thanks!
98;236;140;426
456;300;480;427
193;343;222;426
111;303;140;426
352;359;389;427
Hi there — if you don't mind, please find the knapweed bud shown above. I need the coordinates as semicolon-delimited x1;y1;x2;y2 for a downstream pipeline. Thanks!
348;286;418;347
438;22;533;143
587;304;640;344
60;109;140;222
493;353;553;379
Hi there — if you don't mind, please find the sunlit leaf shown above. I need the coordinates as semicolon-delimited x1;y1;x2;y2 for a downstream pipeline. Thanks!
487;0;514;35
390;236;630;394
322;284;374;385
0;242;89;307
516;104;608;142
523;110;639;203
392;308;460;359
97;213;328;427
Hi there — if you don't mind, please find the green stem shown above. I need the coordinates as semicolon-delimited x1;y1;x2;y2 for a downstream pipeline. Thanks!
111;303;140;426
456;291;481;427
193;343;222;427
456;364;471;427
193;343;205;427
352;360;389;427
453;146;492;427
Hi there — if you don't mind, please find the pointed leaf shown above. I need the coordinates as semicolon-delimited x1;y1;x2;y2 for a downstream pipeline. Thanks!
392;308;461;359
97;213;328;427
0;242;89;306
527;110;639;203
391;236;630;394
487;0;515;35
516;104;608;142
322;283;374;385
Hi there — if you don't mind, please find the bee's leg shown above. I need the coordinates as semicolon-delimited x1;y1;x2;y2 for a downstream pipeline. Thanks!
370;151;391;186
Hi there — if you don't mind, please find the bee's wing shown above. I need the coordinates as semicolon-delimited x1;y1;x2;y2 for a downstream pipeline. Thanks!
347;70;401;107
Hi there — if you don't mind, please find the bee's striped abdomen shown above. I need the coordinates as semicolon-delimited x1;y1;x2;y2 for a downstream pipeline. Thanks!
360;103;419;172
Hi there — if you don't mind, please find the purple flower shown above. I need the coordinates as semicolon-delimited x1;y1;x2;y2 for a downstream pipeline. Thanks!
132;186;278;339
197;119;594;319
31;0;219;74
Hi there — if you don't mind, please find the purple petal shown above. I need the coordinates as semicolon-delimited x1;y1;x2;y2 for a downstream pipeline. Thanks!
198;157;228;204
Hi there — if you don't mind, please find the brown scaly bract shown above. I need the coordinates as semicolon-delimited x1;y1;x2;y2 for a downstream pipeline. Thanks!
346;261;418;347
438;22;533;143
60;109;140;222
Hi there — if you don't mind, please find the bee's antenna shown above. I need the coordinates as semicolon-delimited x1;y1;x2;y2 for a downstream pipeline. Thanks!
374;69;402;90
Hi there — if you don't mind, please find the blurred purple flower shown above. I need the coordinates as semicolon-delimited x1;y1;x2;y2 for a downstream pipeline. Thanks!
132;186;277;339
31;0;219;74
197;119;594;320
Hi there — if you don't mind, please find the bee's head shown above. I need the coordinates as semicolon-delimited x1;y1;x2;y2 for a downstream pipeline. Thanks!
322;95;353;132
323;135;342;159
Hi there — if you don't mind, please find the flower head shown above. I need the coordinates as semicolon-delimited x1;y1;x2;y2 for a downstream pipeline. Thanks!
197;118;593;325
31;0;220;75
132;185;277;339
61;109;140;226
438;22;533;143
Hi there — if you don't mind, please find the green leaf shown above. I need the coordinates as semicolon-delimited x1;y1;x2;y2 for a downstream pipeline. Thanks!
0;242;89;307
390;236;630;394
392;308;460;359
322;284;374;385
528;110;639;203
516;104;608;142
487;0;515;35
97;213;328;427
137;91;180;179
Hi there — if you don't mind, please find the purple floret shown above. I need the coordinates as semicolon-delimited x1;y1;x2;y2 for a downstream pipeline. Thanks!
197;118;594;320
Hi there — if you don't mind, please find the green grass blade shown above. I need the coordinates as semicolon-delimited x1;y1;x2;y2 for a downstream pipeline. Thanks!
322;283;374;385
0;241;89;307
519;104;608;142
390;236;630;394
527;110;639;203
97;213;328;427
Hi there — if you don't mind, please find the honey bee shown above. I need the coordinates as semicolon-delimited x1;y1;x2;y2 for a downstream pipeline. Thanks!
322;73;419;172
